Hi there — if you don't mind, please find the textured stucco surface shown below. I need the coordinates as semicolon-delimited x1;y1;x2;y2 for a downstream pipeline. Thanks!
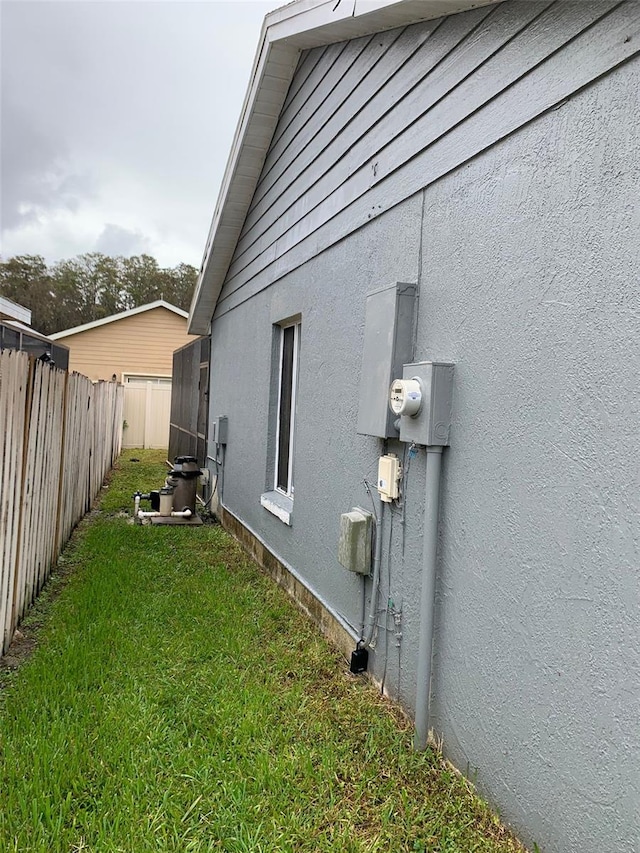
208;192;424;639
418;59;640;853
207;54;640;853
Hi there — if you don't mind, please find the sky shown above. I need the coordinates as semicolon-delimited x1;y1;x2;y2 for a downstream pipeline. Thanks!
0;0;278;269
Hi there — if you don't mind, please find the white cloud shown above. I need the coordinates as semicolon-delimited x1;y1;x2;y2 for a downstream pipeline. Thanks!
1;0;276;266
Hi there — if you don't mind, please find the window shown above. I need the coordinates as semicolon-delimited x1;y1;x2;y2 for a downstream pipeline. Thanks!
123;374;172;386
275;322;299;495
261;320;300;524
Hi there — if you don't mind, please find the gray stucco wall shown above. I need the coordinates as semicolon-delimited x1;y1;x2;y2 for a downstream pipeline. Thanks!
421;59;640;853
208;192;424;639
206;17;640;853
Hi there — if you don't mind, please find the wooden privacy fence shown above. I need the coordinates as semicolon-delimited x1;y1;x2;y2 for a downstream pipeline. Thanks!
0;350;123;654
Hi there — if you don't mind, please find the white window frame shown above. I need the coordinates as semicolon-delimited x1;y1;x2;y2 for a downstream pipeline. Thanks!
122;373;172;386
273;321;300;499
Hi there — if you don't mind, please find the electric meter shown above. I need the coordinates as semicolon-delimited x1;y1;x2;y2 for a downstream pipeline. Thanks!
392;362;455;446
389;378;423;417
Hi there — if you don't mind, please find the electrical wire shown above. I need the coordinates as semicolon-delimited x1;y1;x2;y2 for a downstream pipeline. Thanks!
196;473;219;509
363;478;379;523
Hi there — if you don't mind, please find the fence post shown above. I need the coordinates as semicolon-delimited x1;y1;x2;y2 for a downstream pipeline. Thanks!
53;369;70;556
8;357;35;647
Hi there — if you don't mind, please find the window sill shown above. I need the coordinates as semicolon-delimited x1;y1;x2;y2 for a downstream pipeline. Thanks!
260;491;293;525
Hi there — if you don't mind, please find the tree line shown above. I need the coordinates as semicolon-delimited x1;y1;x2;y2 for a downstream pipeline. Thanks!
0;253;198;336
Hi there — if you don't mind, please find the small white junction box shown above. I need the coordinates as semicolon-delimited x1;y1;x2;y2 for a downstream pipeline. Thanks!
377;454;401;502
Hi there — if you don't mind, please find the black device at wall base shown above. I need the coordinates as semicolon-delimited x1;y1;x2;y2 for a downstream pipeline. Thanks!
350;646;369;674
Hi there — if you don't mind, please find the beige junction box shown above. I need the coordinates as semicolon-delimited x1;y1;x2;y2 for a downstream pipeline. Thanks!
377;454;401;502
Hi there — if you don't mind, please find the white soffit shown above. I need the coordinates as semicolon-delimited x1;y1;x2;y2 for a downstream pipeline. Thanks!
188;0;503;334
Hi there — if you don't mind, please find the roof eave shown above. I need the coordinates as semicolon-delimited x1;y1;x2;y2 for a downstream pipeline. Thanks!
50;299;188;340
0;295;32;325
188;0;503;335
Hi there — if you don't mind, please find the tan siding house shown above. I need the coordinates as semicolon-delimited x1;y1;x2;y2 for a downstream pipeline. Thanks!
50;300;195;383
50;301;197;449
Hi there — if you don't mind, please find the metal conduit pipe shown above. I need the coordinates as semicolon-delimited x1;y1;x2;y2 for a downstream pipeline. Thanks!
414;445;443;751
360;495;385;648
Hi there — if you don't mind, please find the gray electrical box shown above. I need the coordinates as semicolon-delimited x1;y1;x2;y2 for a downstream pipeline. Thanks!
338;508;373;575
357;282;417;438
398;362;454;446
211;415;228;446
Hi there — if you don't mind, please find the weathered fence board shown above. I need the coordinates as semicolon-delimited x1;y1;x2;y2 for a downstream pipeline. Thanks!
0;351;123;653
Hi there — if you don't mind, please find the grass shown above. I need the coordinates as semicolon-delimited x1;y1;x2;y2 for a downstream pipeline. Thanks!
0;450;527;853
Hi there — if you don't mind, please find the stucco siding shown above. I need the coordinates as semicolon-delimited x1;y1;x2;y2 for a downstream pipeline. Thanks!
207;9;640;850
420;57;640;852
209;194;424;638
216;0;640;319
60;308;195;382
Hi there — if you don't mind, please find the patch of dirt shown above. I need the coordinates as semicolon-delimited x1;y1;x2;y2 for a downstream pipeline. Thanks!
0;520;87;690
0;629;39;682
0;558;77;689
0;465;129;689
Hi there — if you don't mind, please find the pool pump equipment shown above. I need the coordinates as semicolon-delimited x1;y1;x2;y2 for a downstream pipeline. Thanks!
134;456;204;525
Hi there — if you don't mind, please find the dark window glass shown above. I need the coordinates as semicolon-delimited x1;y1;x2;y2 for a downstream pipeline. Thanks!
52;345;69;370
276;325;296;493
20;334;47;359
1;325;20;350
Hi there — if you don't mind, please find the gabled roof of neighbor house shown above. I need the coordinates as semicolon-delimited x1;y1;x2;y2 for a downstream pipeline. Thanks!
50;300;188;340
188;0;502;334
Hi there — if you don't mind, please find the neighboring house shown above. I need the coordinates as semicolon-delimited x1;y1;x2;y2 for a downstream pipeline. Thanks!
49;299;193;384
52;300;196;448
188;3;639;853
0;295;69;369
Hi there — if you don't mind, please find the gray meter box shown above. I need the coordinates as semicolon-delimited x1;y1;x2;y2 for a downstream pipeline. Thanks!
357;282;417;438
399;362;454;446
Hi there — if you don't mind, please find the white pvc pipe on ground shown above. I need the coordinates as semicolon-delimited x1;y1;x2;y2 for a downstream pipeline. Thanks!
137;509;192;520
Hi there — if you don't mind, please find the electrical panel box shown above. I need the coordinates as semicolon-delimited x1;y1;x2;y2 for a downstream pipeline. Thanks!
338;508;373;575
211;415;228;446
357;282;417;438
377;454;401;502
396;362;454;446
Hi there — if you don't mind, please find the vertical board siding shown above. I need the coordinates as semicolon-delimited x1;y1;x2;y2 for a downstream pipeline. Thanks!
0;351;123;654
215;0;639;318
0;352;28;657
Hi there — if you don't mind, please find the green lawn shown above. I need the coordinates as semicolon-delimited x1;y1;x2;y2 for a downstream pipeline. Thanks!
0;451;526;853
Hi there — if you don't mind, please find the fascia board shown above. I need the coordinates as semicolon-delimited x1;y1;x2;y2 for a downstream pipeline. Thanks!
0;296;32;325
189;33;301;334
188;0;503;335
